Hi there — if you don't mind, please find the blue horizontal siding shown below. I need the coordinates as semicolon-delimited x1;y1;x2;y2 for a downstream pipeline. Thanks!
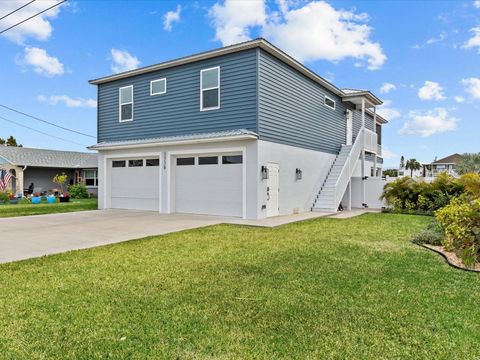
258;50;357;154
97;49;258;142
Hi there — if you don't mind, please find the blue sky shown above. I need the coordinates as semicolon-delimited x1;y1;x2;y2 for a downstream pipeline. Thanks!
0;0;479;167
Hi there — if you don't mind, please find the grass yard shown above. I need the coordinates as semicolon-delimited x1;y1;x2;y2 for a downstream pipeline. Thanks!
0;198;97;218
0;213;478;359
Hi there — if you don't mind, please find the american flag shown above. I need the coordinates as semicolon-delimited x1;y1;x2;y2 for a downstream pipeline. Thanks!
0;169;13;192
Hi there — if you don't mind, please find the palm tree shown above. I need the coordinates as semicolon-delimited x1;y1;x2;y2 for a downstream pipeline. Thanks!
406;158;421;177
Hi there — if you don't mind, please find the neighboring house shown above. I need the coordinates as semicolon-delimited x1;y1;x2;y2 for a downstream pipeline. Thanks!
423;153;462;178
0;146;98;196
398;166;424;178
88;38;388;219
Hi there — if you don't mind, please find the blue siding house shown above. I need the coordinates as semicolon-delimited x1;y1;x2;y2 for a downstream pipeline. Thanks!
89;39;387;219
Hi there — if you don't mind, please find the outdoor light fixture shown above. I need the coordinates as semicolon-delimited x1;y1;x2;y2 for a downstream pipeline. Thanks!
261;165;268;180
295;168;302;180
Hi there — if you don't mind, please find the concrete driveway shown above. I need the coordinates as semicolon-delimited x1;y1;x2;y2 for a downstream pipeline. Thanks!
0;210;223;264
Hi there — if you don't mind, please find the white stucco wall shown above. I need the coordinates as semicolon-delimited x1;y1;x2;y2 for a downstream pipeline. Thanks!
256;140;335;218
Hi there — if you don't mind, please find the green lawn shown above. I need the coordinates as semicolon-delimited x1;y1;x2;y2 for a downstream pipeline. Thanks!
0;198;97;218
0;213;478;359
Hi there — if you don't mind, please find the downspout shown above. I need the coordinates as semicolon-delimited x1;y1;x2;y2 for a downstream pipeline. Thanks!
361;98;366;207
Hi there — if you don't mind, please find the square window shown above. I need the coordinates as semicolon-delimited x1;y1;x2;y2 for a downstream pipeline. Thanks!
222;155;242;164
151;78;166;95
112;160;126;168
146;158;160;166
128;159;143;167
324;96;335;110
176;157;195;166
199;156;218;165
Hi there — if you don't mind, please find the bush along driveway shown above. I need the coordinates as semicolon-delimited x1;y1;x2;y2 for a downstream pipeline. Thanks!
0;198;97;218
0;213;479;358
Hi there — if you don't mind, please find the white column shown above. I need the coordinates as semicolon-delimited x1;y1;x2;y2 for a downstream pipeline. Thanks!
347;180;352;210
373;106;377;177
361;98;366;207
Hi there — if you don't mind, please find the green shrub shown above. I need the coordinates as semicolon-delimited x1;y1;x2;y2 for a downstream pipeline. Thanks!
68;184;89;199
412;221;444;246
0;192;9;204
381;173;464;214
435;197;480;268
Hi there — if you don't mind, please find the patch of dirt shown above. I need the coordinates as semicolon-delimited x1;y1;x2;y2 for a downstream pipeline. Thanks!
422;244;480;272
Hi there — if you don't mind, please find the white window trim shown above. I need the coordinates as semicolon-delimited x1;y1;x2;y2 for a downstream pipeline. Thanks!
324;95;336;110
150;78;167;96
200;66;220;111
119;85;133;122
84;169;98;188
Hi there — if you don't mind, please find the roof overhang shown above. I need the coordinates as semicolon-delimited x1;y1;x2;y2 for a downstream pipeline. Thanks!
341;92;383;107
88;39;345;98
88;130;258;151
366;109;388;124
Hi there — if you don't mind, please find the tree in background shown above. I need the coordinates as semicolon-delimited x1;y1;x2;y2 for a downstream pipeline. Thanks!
399;155;405;169
406;158;421;177
383;169;398;177
456;153;480;175
0;136;21;147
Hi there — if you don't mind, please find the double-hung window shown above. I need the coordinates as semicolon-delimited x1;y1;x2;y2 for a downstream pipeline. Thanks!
84;170;98;187
119;85;133;122
200;67;220;110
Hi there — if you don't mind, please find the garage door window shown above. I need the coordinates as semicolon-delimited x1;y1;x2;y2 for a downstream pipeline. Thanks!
129;159;143;167
177;157;195;166
146;158;159;166
112;160;126;168
199;156;218;165
222;155;242;164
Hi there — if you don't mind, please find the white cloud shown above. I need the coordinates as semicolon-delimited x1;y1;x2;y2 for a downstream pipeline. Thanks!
417;81;446;101
37;95;97;108
0;0;65;44
399;108;458;137
110;49;141;73
474;1;480;8
454;96;465;103
461;77;480;99
463;27;480;52
381;145;397;160
163;5;182;31
18;47;64;76
379;82;396;94
209;0;266;45
208;0;386;70
377;100;401;121
263;1;386;69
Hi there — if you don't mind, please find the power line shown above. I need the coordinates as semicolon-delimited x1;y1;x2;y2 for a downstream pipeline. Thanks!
0;115;88;147
0;104;96;139
0;0;66;35
0;0;36;21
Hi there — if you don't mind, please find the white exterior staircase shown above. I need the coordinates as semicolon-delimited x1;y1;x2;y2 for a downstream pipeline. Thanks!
312;128;377;213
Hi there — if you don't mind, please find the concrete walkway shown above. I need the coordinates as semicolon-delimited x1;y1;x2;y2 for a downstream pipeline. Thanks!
0;208;377;264
0;210;223;264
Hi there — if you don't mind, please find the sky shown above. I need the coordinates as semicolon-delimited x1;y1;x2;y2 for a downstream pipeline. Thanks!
0;0;479;168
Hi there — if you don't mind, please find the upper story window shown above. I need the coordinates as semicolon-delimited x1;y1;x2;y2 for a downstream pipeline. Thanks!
119;85;133;122
151;78;166;96
324;95;335;110
200;66;220;111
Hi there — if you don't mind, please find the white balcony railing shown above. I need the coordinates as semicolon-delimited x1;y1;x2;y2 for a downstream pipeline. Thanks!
364;128;378;153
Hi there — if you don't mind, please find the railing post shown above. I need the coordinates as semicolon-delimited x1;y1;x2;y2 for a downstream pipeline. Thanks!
361;99;366;207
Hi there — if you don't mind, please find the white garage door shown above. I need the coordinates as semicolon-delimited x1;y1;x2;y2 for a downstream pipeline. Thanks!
110;158;160;211
174;153;243;217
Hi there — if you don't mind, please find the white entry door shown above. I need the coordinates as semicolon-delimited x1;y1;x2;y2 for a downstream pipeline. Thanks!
346;109;353;145
266;163;279;217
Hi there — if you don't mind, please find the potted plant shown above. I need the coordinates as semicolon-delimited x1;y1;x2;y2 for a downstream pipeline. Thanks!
31;192;41;204
59;192;70;203
8;194;18;205
47;195;57;204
